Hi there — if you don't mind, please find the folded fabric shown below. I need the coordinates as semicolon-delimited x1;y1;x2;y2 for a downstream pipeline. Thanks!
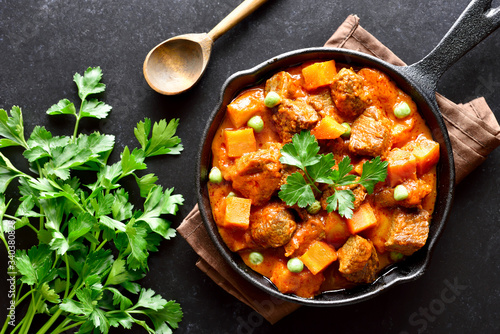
177;14;500;324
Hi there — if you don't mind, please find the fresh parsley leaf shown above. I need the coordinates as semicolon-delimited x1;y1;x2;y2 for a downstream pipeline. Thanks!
278;172;316;208
121;146;147;176
106;287;133;310
74;67;106;100
326;189;356;219
144;300;184;333
279;130;320;169
358;156;389;194
136;186;183;239
79;249;114;284
0;106;27;148
16;244;56;286
331;156;356;186
111;189;134;221
15;195;44;217
80;98;112;119
68;212;94;243
46;98;76;116
136;288;168;311
0;152;24;192
105;258;132;286
134;173;158;198
99;215;126;232
76;132;115;157
75;287;110;333
40;282;61;304
134;118;183;157
124;222;149;270
306;153;335;184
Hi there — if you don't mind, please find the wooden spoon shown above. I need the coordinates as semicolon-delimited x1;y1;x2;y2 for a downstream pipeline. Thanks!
143;0;268;95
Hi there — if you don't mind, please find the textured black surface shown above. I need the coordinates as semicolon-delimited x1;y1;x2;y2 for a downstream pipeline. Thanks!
1;0;499;333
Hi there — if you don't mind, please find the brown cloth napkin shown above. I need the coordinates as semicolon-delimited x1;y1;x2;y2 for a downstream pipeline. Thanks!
177;15;500;324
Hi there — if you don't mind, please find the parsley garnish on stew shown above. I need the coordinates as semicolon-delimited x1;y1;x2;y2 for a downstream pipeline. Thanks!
278;130;388;218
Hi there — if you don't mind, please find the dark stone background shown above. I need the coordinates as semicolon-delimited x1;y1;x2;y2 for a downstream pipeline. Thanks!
0;0;499;333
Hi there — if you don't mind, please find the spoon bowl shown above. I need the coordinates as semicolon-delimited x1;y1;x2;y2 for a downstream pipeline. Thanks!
144;33;213;95
143;0;268;95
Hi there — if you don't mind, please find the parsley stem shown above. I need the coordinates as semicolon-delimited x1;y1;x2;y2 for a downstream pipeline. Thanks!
15;283;24;303
53;320;83;334
36;308;63;334
4;317;23;334
95;239;107;251
64;253;70;299
304;170;321;194
0;314;12;334
0;235;8;253
15;289;34;307
72;100;84;143
19;292;41;334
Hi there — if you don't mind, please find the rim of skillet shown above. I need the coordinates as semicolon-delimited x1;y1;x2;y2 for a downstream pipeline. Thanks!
196;47;455;306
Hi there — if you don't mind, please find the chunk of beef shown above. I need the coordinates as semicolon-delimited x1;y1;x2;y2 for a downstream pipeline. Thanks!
284;216;325;257
331;68;371;119
265;71;301;100
270;260;325;298
337;235;379;284
273;99;319;142
374;179;431;208
227;143;282;206
319;137;350;163
306;87;340;120
349;106;392;158
320;184;367;212
384;208;430;256
250;203;297;248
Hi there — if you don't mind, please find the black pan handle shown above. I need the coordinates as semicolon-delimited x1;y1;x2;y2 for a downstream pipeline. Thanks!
402;0;500;96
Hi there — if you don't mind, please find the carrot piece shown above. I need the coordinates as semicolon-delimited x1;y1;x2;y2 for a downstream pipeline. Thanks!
353;158;367;175
346;202;378;234
411;138;440;175
310;116;346;140
218;227;252;252
386;148;417;187
224;128;257;158
223;197;252;229
299;240;338;275
227;89;266;128
302;60;337;90
324;211;351;244
365;209;393;253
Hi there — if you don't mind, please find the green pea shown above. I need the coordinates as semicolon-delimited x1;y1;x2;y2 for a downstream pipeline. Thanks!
247;115;264;133
249;252;264;265
264;91;281;108
208;167;223;184
390;251;404;262
287;258;304;273
341;122;351;137
226;192;236;198
306;200;321;215
394;101;411;119
393;184;409;201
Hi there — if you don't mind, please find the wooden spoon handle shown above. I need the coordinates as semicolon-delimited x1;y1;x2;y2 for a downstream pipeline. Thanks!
208;0;268;42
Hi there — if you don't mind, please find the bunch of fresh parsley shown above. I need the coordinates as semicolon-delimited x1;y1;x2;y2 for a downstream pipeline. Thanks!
278;131;388;218
0;67;183;334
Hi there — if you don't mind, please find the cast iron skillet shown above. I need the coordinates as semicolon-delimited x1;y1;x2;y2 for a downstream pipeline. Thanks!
196;0;500;306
